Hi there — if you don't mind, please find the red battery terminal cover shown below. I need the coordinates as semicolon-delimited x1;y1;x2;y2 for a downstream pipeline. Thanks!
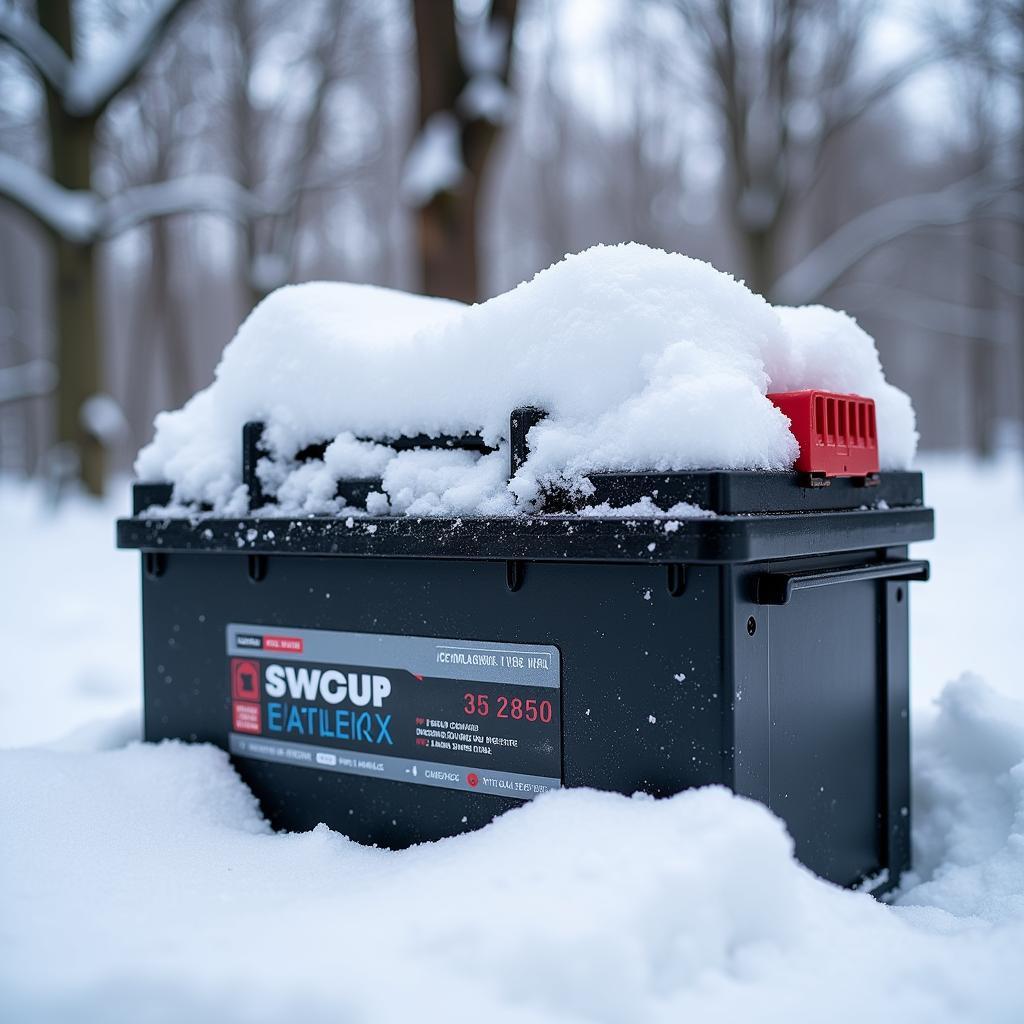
768;390;880;480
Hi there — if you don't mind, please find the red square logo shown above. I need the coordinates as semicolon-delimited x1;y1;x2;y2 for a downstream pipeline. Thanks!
233;701;262;734
231;658;260;701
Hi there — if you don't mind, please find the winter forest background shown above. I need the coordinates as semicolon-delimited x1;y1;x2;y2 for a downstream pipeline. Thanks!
0;0;1021;495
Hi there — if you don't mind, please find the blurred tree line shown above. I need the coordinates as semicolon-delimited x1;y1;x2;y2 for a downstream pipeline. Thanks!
0;0;1021;494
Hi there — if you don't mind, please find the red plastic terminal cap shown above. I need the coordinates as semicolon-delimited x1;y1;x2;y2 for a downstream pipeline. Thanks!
768;390;880;479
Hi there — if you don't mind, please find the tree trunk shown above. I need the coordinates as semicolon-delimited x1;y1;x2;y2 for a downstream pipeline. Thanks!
746;227;776;300
418;189;480;303
966;113;998;459
411;0;516;304
967;339;997;459
152;216;192;408
968;221;998;460
1018;69;1024;475
40;0;105;494
53;234;103;493
227;0;265;316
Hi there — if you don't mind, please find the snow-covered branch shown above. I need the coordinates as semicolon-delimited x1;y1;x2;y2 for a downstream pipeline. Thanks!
0;359;57;405
0;7;71;96
772;173;1019;305
978;253;1024;296
830;282;1014;346
102;175;265;236
819;49;938;149
0;0;192;119
401;112;465;207
0;155;267;243
0;152;100;242
64;0;192;118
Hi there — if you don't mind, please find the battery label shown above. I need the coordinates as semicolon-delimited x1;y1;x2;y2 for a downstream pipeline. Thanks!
226;624;561;800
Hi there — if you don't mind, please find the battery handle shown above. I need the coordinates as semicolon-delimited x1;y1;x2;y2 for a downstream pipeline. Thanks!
754;559;930;605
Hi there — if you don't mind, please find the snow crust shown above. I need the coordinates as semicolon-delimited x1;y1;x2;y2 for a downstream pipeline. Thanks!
136;245;918;516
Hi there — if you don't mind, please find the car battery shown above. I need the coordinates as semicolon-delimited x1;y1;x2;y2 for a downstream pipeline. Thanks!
118;395;933;893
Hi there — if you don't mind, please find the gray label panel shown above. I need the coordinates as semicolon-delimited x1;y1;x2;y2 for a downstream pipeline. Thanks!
226;623;562;800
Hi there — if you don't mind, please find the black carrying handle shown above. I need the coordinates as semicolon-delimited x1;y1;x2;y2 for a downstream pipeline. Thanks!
754;558;930;605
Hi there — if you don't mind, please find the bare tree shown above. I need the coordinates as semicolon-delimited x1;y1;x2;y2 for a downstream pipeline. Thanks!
773;172;1018;304
0;0;1019;479
1005;1;1024;454
915;0;1024;456
0;0;198;493
103;18;210;429
965;10;1001;458
672;0;940;298
407;0;517;302
220;0;375;310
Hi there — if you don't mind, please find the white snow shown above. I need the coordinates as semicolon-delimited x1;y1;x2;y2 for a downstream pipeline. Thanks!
575;496;715;519
379;447;511;516
0;456;1022;1022
80;392;130;444
248;251;289;295
136;245;917;517
458;16;510;78
0;482;139;747
458;73;512;123
400;112;466;207
910;455;1023;705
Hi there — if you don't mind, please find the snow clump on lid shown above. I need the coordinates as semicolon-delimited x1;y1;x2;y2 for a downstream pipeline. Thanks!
135;243;917;515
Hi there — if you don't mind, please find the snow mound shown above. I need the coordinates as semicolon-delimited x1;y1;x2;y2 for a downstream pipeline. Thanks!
902;676;1024;923
3;677;1024;1022
136;244;917;515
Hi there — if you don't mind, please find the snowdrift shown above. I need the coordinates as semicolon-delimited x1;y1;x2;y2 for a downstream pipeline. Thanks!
136;244;918;515
1;676;1022;1023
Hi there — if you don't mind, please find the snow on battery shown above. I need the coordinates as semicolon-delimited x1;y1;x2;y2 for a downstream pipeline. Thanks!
119;243;933;895
133;243;917;516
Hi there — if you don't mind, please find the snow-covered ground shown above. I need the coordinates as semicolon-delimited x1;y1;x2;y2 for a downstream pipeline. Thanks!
1;455;1023;1022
